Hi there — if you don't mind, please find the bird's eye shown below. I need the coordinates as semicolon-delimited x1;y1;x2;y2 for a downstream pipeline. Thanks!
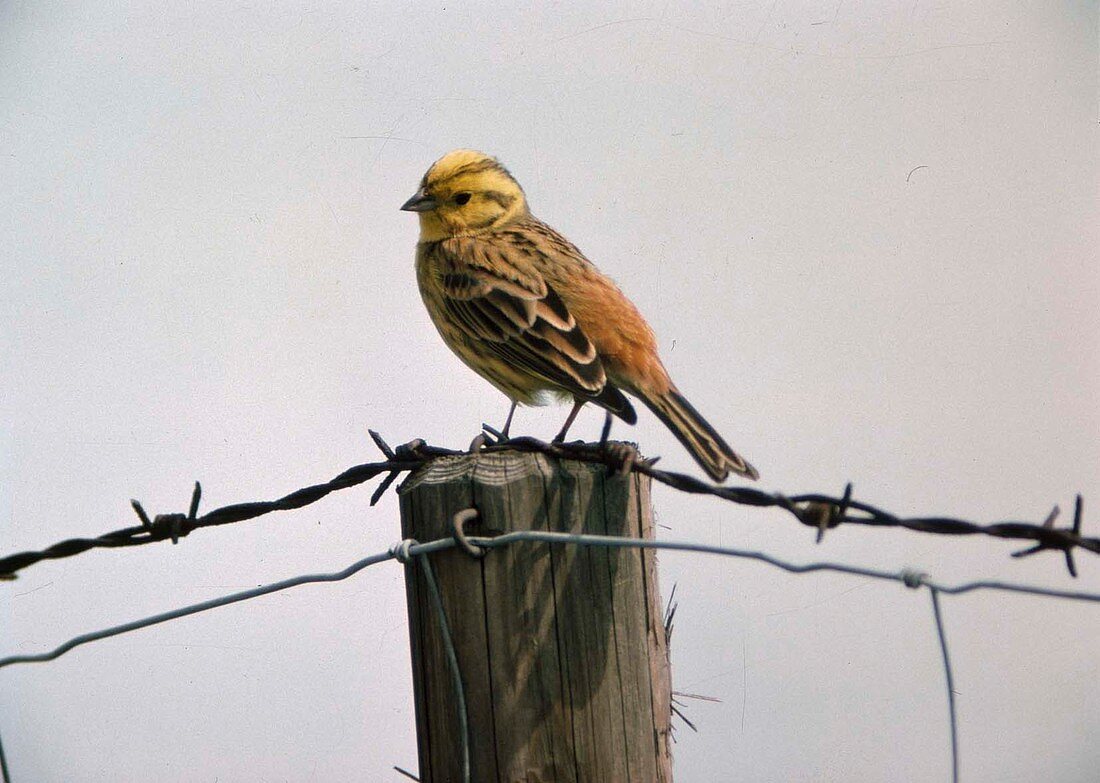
454;192;472;205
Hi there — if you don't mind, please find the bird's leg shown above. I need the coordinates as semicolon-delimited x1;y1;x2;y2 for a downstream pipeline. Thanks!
500;400;517;439
482;400;518;444
598;411;613;446
552;399;585;443
597;410;637;475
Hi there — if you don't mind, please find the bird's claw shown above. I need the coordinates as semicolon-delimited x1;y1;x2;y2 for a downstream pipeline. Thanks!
602;441;639;477
481;423;509;445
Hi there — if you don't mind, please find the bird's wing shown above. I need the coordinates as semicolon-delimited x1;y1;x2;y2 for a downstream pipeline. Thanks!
434;237;607;396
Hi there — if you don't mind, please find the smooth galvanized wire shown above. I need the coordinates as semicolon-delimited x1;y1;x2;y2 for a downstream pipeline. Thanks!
4;531;1096;673
1;528;1098;783
0;550;386;667
403;544;470;783
0;539;448;670
929;588;959;783
464;531;1100;602
0;723;10;783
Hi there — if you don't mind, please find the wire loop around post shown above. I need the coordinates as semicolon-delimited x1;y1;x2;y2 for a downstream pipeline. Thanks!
390;539;417;564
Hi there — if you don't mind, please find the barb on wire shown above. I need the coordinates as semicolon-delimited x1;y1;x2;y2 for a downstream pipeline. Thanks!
0;432;1094;579
1011;496;1084;577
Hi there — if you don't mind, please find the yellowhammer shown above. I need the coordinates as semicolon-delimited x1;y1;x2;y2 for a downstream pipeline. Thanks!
401;149;758;482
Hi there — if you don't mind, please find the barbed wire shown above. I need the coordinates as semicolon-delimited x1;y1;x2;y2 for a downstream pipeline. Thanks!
483;435;1095;575
2;524;1098;783
0;434;449;577
0;430;1094;580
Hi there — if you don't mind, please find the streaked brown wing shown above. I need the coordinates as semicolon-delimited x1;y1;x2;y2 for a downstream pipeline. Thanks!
435;241;606;396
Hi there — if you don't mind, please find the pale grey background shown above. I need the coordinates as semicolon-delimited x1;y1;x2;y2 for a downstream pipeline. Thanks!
1;2;1097;781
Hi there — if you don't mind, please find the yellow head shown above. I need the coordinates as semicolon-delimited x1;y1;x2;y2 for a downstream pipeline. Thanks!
401;149;528;241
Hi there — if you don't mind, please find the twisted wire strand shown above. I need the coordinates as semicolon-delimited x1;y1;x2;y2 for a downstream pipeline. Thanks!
0;434;1094;579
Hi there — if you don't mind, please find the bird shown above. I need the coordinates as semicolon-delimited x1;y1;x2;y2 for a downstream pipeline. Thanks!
401;149;759;482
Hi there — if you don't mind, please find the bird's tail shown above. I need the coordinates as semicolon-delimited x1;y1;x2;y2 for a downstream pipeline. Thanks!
640;387;758;482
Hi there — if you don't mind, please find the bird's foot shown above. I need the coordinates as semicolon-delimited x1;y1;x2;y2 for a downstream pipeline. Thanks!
481;422;510;446
602;441;639;477
551;429;581;446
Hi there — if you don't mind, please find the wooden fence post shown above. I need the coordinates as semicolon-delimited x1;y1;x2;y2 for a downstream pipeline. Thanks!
398;448;673;782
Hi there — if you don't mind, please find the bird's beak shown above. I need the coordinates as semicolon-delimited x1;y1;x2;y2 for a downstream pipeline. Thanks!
400;188;438;212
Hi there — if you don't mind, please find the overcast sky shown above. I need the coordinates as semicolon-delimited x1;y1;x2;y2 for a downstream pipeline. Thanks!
1;2;1097;781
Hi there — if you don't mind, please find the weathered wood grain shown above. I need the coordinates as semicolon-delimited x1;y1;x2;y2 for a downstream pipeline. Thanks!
399;449;673;783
